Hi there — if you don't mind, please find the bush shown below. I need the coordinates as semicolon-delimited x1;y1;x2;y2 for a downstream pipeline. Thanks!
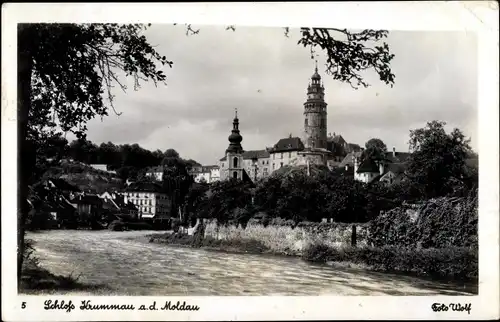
368;192;478;249
303;242;478;280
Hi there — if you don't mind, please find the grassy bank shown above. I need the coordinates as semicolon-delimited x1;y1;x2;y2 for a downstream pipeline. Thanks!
303;243;478;282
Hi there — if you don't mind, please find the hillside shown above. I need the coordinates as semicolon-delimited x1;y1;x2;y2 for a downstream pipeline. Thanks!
41;159;125;194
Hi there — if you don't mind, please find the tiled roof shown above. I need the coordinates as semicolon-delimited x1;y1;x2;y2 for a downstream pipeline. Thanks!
385;151;412;163
386;162;407;174
339;151;363;167
329;135;346;144
271;137;305;152
72;194;103;206
219;156;227;162
242;150;270;160
125;182;164;193
356;159;380;174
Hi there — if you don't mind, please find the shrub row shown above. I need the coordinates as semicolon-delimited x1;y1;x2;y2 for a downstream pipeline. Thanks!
303;242;478;280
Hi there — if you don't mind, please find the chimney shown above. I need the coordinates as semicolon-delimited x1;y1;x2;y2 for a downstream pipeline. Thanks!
393;146;396;158
379;161;385;176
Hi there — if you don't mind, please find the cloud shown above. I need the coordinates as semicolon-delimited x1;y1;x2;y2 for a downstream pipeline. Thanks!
79;26;478;164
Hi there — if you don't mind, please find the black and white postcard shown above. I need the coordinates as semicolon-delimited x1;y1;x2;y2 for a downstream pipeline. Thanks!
2;2;499;321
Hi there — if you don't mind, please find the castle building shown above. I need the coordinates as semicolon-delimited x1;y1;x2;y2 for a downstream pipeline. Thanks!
218;64;347;182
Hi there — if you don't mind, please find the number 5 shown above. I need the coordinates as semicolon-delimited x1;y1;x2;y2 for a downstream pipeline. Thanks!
21;302;26;309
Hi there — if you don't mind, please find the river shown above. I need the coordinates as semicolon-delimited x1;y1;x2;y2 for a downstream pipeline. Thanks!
26;230;475;296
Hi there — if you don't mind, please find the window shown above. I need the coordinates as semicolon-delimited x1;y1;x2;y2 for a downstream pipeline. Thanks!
272;163;275;170
233;171;238;179
233;157;238;168
280;162;284;168
222;163;224;168
305;119;308;126
288;152;291;158
262;161;265;165
280;153;283;159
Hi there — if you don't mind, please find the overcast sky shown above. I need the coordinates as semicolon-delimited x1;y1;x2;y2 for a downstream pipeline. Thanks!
77;25;478;165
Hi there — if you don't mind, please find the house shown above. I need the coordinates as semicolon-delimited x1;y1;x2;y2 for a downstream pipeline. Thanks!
71;194;104;218
268;136;305;172
99;191;139;217
242;150;271;182
124;182;171;219
352;147;410;185
145;166;165;181
89;164;117;174
188;165;221;184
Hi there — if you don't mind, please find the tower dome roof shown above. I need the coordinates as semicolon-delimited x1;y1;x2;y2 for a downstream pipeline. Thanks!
226;109;244;154
311;61;321;79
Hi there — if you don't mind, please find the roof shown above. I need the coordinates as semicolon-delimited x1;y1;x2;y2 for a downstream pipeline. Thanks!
346;143;362;152
72;194;103;206
329;135;346;145
242;169;256;187
242;150;270;160
47;178;81;192
384;151;412;163
356;159;380;174
271;137;305;152
125;182;164;193
146;166;165;173
339;151;363;167
385;162;407;174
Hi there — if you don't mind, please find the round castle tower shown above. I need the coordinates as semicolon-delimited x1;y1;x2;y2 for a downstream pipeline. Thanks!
303;62;328;150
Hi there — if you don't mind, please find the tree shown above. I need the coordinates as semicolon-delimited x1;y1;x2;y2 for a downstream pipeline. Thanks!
363;138;388;162
17;23;171;280
406;121;472;198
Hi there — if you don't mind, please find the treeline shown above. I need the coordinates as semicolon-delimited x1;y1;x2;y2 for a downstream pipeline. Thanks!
182;121;478;227
39;136;201;180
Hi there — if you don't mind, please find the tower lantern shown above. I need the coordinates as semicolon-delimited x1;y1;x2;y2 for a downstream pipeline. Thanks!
303;61;328;150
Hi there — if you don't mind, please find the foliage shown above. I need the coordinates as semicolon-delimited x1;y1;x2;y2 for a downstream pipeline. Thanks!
367;191;478;249
303;243;478;281
108;220;127;231
255;166;378;223
362;138;388;162
196;179;253;226
296;28;395;89
406;121;473;198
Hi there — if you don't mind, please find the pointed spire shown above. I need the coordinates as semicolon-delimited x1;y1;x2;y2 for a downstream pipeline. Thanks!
315;60;318;73
234;107;238;119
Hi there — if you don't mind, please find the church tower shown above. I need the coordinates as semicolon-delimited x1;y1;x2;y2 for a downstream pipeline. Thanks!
303;61;328;150
225;109;245;180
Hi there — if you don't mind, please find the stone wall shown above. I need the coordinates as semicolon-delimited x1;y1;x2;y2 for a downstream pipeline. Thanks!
204;220;369;256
